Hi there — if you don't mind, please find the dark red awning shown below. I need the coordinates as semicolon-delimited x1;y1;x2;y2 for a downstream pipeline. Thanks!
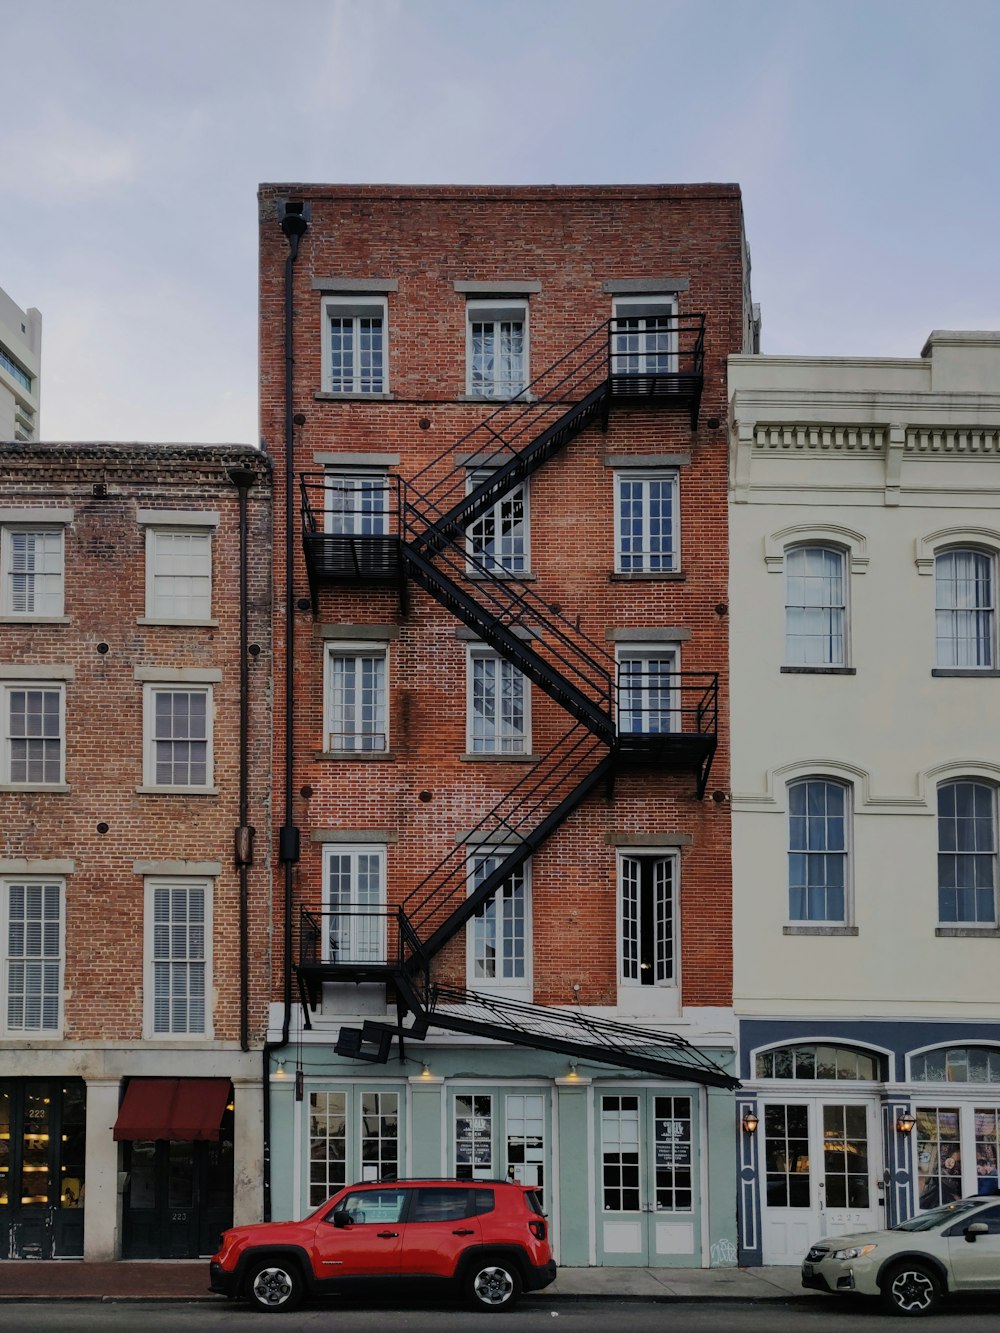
113;1078;231;1142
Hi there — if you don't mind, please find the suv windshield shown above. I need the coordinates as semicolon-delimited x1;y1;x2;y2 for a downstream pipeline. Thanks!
893;1199;984;1232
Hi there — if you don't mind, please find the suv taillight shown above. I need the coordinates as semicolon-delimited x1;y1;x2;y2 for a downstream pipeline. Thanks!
529;1218;546;1240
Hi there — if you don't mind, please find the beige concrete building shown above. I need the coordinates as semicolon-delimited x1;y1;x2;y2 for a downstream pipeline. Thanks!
0;286;41;442
729;333;1000;1263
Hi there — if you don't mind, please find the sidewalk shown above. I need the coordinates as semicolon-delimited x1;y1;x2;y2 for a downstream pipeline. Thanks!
0;1260;814;1303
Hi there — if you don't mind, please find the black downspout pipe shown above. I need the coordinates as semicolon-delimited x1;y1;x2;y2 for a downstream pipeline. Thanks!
228;465;257;1054
263;203;308;1222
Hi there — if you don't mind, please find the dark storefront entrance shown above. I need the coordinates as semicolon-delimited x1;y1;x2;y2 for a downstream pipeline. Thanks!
117;1078;234;1259
0;1079;86;1259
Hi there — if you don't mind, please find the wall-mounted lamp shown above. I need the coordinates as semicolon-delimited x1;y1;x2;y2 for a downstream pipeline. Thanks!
275;1058;286;1078
896;1111;916;1135
567;1062;579;1080
742;1110;759;1135
420;1062;432;1079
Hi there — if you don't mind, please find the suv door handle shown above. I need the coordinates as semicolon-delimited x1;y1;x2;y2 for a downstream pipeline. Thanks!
452;1228;475;1235
377;1231;399;1238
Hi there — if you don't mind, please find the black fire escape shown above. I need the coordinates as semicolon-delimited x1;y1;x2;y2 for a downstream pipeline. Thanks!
297;317;736;1091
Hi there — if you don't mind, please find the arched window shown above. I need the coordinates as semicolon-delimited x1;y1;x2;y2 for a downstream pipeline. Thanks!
935;548;995;668
937;780;997;925
755;1043;880;1080
785;545;847;667
911;1046;1000;1083
788;778;850;923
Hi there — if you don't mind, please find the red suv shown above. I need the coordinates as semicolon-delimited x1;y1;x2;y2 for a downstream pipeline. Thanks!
209;1178;556;1314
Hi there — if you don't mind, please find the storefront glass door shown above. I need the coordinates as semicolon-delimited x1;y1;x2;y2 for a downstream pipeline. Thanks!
0;1079;86;1259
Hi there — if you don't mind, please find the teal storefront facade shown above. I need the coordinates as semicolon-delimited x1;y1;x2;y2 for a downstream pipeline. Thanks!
267;1040;739;1268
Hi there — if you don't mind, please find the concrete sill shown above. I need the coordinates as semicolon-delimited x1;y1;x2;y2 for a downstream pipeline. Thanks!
783;925;859;936
136;785;220;796
935;927;1000;937
315;391;394;402
610;571;686;582
136;617;219;628
314;751;396;762
781;666;857;675
0;616;72;625
461;753;539;763
931;669;1000;678
0;783;70;794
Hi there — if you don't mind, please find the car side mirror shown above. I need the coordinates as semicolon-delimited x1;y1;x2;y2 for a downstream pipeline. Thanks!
965;1221;989;1243
332;1210;351;1228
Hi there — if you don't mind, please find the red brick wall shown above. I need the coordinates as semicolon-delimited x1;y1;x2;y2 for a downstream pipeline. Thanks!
260;185;745;1009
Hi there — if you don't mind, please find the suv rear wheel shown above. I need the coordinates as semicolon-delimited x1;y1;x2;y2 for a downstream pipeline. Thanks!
465;1256;523;1312
881;1261;942;1317
246;1256;304;1313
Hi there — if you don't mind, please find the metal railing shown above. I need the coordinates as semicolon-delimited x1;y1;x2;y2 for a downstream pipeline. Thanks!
614;668;719;738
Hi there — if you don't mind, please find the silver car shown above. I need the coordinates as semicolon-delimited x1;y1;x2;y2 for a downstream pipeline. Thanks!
801;1195;1000;1316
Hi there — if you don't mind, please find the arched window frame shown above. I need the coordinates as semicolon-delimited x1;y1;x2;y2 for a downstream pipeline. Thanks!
753;1040;884;1082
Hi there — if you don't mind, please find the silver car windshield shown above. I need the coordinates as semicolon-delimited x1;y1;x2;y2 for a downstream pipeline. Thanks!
893;1200;984;1233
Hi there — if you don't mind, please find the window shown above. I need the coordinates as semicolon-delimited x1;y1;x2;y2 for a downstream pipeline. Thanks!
1;528;64;617
912;1046;1000;1083
323;845;386;964
466;472;529;574
466;301;527;398
455;1093;493;1179
611;297;677;378
143;686;212;789
936;549;995;668
2;685;64;786
146;528;212;621
755;1043;880;1080
332;1187;407;1225
2;879;63;1034
506;1094;545;1197
325;646;388;752
146;880;209;1037
309;1091;347;1207
619;853;676;986
601;1094;641;1210
617;646;677;735
785;545;847;666
937;781;997;925
323;297;387;394
325;470;389;536
467;648;529;754
787;779;850;922
614;471;678;573
467;851;529;986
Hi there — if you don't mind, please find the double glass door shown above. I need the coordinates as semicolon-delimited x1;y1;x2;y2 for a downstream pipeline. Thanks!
759;1098;880;1264
0;1079;86;1259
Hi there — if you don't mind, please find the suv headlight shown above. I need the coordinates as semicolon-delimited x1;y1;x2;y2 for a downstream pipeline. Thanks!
832;1244;877;1260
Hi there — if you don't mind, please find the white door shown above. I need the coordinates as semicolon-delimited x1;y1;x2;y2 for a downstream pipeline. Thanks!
759;1099;881;1265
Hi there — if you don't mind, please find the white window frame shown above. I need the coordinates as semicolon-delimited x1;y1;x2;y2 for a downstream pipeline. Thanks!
611;296;678;378
466;849;531;994
143;877;212;1038
1;525;65;618
615;643;679;735
142;683;214;791
935;547;996;669
2;682;65;787
613;469;679;574
325;643;389;752
324;469;390;537
1;877;64;1036
465;470;530;575
465;299;529;399
787;777;852;924
322;296;389;395
784;544;849;667
145;526;213;623
937;779;998;927
617;850;678;989
466;646;530;755
322;843;387;965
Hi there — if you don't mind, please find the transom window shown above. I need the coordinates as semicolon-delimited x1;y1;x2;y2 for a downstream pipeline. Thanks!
935;548;995;668
912;1046;1000;1083
323;297;387;394
2;879;63;1034
755;1043;880;1080
788;779;850;922
619;852;676;987
468;648;529;754
937;781;997;925
144;686;212;788
324;471;389;536
2;685;64;786
614;470;678;574
467;851;528;985
325;646;388;752
1;527;64;617
611;297;678;378
466;472;528;574
146;528;212;622
785;545;847;666
466;301;527;399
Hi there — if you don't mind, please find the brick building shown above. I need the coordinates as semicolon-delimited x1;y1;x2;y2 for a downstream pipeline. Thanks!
260;184;753;1266
0;442;271;1260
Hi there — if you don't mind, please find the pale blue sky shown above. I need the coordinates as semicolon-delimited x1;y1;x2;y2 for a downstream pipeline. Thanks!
2;0;997;443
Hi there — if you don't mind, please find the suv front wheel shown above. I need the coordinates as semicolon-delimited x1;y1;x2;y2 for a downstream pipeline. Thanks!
881;1260;942;1317
465;1256;523;1312
246;1256;305;1314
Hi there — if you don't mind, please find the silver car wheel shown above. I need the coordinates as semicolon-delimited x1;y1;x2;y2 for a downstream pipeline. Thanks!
474;1265;515;1306
887;1266;938;1315
252;1265;295;1307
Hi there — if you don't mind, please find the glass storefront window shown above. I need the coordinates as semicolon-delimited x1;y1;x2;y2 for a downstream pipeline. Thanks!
912;1046;1000;1083
916;1107;962;1210
756;1043;879;1081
